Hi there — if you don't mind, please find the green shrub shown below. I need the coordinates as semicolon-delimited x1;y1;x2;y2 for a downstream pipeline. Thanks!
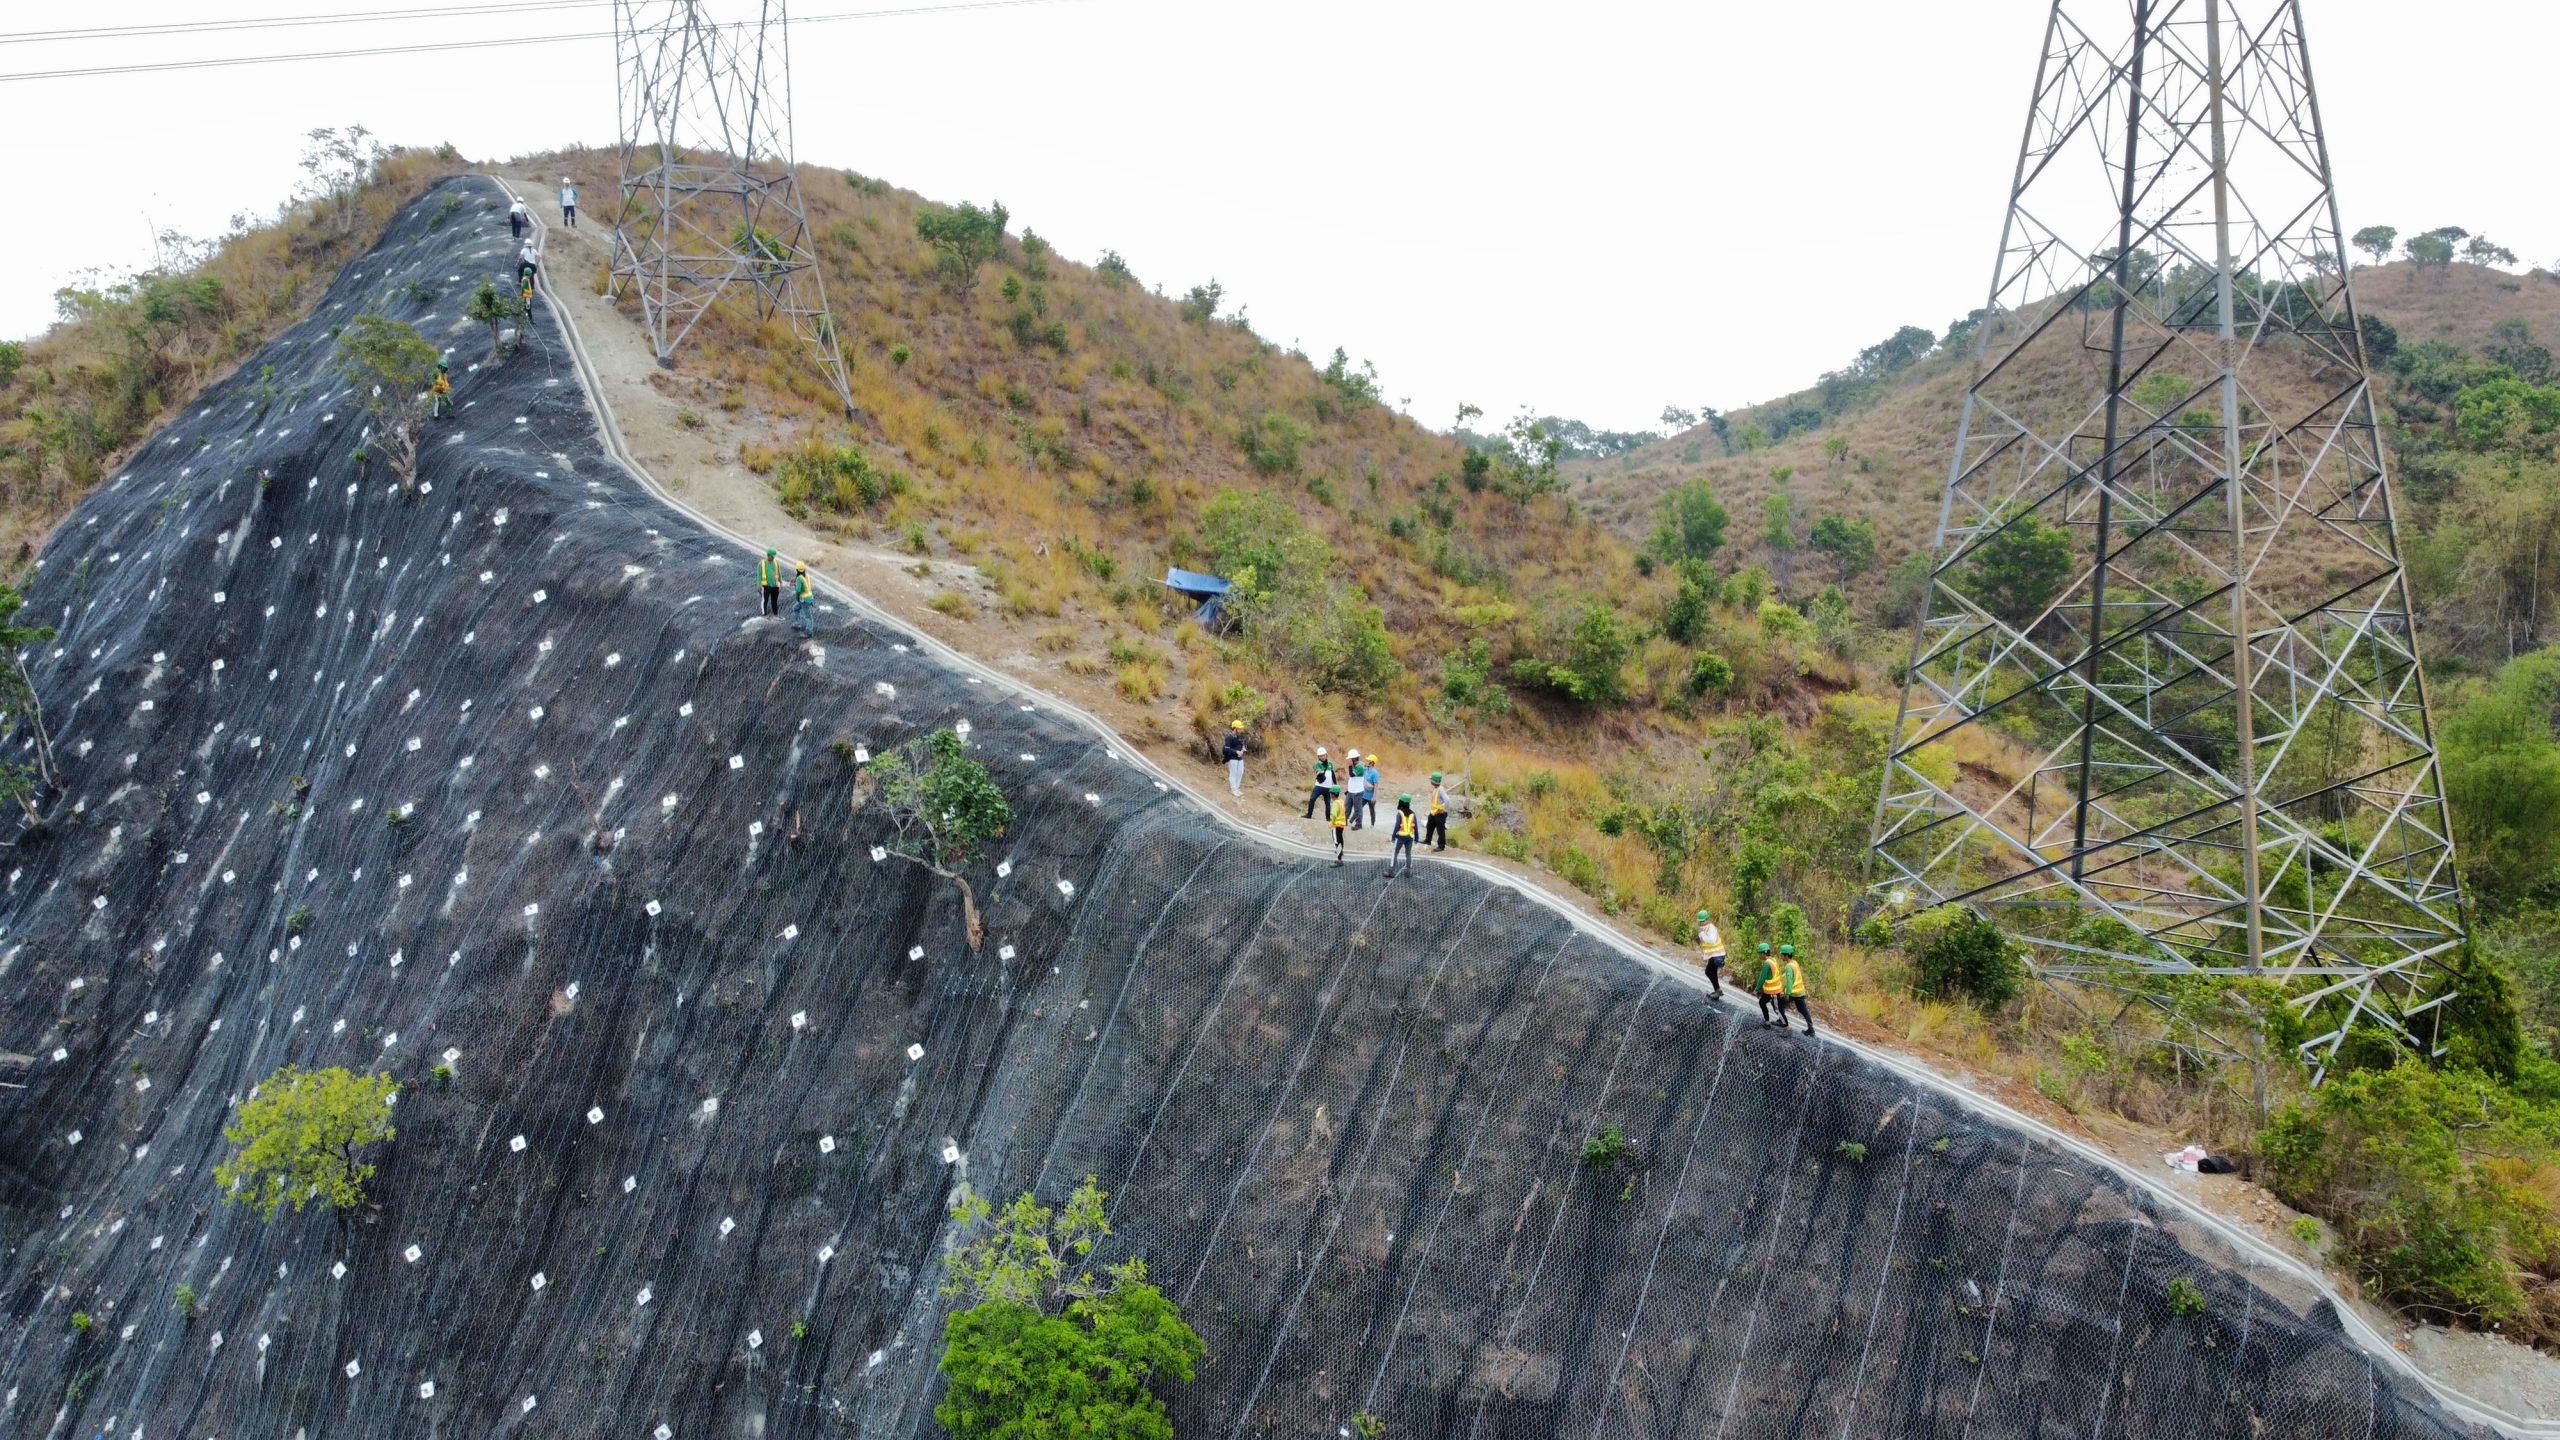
2165;1276;2207;1318
1580;1126;1628;1171
1662;577;1711;644
1686;651;1735;696
774;437;906;516
1900;905;2023;1009
214;1065;398;1219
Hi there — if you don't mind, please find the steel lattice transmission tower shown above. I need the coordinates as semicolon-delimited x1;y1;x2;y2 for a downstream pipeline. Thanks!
1867;0;2463;1077
611;0;854;414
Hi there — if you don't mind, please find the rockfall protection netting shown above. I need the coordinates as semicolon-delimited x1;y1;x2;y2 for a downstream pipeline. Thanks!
0;178;2495;1439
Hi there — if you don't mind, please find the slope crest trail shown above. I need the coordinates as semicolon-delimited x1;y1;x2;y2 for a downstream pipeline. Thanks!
0;176;2517;1438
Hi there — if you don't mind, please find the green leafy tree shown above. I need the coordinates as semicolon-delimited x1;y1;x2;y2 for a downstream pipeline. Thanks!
2464;235;2519;267
1496;414;1563;504
2405;232;2457;276
916;200;1008;292
1879;550;1933;627
936;1177;1203;1440
866;729;1012;948
1958;511;2075;627
2350;225;2398;266
1806;512;1878;582
2440;650;2560;909
2454;377;2560;451
1760;492;1798;595
1320;348;1380;406
1651;477;1729;565
332;313;439;488
1430;636;1512;792
1660;572;1711;644
1659;404;1698;432
1096;250;1133;287
214;1065;398;1219
465;277;514;359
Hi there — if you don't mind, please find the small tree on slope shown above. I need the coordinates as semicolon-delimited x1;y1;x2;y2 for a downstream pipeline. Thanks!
0;578;60;829
333;314;440;490
862;728;1011;949
936;1177;1203;1440
214;1065;398;1219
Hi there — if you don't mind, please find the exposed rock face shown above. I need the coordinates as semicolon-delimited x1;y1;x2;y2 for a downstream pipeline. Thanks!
0;179;2483;1439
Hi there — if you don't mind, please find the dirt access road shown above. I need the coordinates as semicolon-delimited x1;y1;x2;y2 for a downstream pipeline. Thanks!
488;172;2560;1428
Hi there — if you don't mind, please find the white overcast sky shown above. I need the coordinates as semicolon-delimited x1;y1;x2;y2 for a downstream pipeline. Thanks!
5;1;2554;432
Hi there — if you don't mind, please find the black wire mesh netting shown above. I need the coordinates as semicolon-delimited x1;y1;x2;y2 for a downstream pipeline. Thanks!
0;179;2492;1438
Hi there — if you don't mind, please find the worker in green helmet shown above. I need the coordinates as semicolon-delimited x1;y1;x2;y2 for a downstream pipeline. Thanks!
1777;944;1814;1036
1424;772;1450;851
758;547;783;617
1753;942;1782;1028
1384;793;1417;878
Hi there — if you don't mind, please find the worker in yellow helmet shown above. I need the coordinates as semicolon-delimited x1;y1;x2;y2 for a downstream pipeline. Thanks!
758;547;783;617
790;563;817;636
1694;908;1727;997
1222;719;1248;797
1753;942;1783;1029
1777;944;1814;1036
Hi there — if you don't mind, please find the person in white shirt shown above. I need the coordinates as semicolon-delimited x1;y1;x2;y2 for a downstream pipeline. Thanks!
558;178;578;229
508;197;530;240
1695;908;1727;997
1343;748;1369;829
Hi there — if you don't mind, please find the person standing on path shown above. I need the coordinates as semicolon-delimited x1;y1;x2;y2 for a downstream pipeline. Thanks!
1330;794;1348;866
559;177;578;229
508;197;530;239
1385;795;1417;878
791;563;817;636
1753;943;1783;1028
1360;756;1382;828
1424;773;1449;851
1343;749;1368;829
1778;945;1814;1035
1223;720;1248;797
1695;909;1727;997
1303;747;1336;821
758;548;783;617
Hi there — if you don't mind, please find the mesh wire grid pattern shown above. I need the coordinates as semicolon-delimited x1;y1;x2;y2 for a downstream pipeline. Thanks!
0;178;2491;1439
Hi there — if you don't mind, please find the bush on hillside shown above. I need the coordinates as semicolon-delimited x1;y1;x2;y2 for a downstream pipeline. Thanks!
2259;1060;2560;1342
774;437;907;517
1652;477;1729;565
915;199;1008;292
1511;601;1630;705
1901;905;2024;1010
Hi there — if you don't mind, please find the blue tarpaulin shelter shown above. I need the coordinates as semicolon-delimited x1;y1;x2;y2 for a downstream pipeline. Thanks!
1162;566;1233;628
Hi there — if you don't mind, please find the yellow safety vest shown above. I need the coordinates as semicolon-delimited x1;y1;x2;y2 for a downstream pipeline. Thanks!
1782;960;1806;997
1430;786;1446;815
1331;808;1347;833
1395;812;1416;839
794;573;813;601
759;556;780;586
1758;958;1782;994
1697;923;1724;960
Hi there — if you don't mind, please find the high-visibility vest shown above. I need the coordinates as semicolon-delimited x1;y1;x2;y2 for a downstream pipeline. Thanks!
1697;923;1724;960
1331;808;1347;833
1395;812;1416;839
431;374;450;396
794;573;813;601
1782;960;1807;997
759;556;780;586
1430;786;1446;815
1758;958;1782;994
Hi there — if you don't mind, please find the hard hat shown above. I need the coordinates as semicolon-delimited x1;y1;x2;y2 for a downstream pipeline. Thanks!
1756;942;1770;953
1398;793;1411;804
765;547;776;557
1696;910;1708;921
1431;772;1442;782
1229;719;1244;730
1347;748;1360;759
1316;746;1327;755
1779;944;1795;956
795;563;807;572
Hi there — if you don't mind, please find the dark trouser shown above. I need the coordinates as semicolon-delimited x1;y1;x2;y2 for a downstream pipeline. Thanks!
1787;995;1814;1033
1332;827;1346;863
1305;787;1333;820
563;204;576;228
762;584;780;616
1758;992;1779;1025
1703;955;1724;996
1424;811;1447;849
1387;835;1413;876
511;215;526;239
1363;795;1380;826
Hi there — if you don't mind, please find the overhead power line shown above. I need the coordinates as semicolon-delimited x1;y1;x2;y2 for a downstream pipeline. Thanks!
0;0;1080;82
0;2;603;46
